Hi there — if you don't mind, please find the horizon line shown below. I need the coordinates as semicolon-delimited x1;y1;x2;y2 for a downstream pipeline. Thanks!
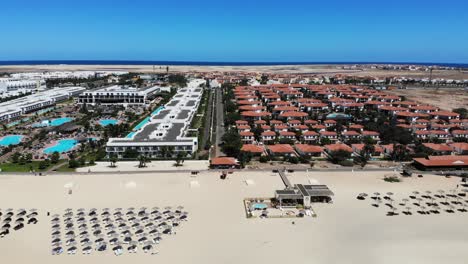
0;60;467;67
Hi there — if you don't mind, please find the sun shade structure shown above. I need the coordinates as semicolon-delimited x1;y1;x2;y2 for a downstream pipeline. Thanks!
275;184;334;208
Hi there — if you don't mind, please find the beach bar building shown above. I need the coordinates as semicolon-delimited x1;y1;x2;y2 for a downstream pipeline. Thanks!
275;184;334;208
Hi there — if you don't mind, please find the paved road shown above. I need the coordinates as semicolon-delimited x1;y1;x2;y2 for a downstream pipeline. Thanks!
213;87;226;157
2;167;464;176
200;89;214;154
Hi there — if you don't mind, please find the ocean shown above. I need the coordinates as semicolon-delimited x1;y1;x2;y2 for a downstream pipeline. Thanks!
0;60;467;68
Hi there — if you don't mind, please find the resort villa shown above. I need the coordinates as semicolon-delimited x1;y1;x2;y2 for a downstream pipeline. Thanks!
106;79;205;158
77;85;162;108
0;86;85;123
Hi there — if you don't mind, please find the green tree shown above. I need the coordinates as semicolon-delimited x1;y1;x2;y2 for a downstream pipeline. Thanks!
175;151;186;167
11;152;21;163
221;129;242;157
138;155;148;168
68;159;80;168
328;150;352;164
38;160;49;170
453;108;467;119
391;144;410;161
123;148;139;159
25;153;33;163
109;155;118;167
51;151;60;164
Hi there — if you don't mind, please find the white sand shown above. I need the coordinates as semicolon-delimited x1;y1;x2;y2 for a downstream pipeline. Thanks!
76;160;209;173
0;171;467;264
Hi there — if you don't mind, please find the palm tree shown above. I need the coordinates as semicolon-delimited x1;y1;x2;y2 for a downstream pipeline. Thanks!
138;155;148;168
175;151;186;167
109;155;118;168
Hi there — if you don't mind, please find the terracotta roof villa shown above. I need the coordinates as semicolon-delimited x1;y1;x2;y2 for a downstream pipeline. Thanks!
241;144;265;154
210;157;240;169
267;144;296;156
413;155;468;170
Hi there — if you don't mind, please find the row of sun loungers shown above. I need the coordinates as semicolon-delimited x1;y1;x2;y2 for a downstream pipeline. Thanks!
357;189;468;216
50;206;188;256
1;208;38;238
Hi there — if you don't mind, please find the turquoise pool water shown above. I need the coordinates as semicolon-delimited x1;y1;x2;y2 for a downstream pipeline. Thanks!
130;106;164;132
133;116;151;131
326;113;352;120
251;203;268;210
151;106;164;116
43;139;78;154
126;132;136;138
33;117;73;127
99;119;118;126
50;117;73;126
0;135;23;147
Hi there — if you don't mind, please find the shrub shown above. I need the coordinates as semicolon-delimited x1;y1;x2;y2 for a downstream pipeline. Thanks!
384;176;401;183
288;156;299;164
259;156;269;163
338;160;354;167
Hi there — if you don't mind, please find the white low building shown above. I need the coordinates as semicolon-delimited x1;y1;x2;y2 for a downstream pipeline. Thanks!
78;85;161;108
0;78;44;93
0;86;85;122
106;79;205;158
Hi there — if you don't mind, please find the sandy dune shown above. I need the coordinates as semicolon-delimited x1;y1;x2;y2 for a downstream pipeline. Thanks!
1;64;467;79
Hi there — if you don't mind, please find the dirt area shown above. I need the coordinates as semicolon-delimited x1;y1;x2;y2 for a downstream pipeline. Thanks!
387;88;468;111
1;65;467;79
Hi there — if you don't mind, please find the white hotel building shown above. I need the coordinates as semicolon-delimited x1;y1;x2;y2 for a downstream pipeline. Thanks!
106;79;205;158
0;87;85;123
78;85;161;108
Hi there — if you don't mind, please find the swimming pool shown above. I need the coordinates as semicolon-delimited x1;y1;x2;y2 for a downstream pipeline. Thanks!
33;117;73;127
50;117;73;126
132;116;151;131
251;203;268;210
126;132;136;138
130;106;164;132
151;106;165;116
43;139;78;154
0;135;23;147
99;119;118;126
326;113;352;120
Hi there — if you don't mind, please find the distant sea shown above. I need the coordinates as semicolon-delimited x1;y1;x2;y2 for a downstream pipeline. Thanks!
0;60;467;68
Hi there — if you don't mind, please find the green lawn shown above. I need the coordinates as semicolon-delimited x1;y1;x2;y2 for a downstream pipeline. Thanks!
0;160;68;172
0;161;50;172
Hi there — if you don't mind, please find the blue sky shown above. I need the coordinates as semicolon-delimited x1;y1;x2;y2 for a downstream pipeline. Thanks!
1;0;468;63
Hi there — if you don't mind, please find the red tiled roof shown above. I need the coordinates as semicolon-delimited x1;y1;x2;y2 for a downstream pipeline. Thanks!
279;111;308;118
320;131;337;136
430;111;460;117
280;131;295;136
241;144;265;153
239;131;254;136
294;144;323;153
422;143;452;152
352;144;383;153
453;130;468;135
413;156;468;167
210;157;239;166
342;130;360;136
240;111;271;117
261;131;276;136
325;143;353;152
268;144;295;153
361;130;379;136
449;143;468;151
303;130;319;136
254;120;267;125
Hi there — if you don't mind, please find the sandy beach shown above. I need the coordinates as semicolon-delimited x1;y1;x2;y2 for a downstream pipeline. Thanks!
0;170;467;264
